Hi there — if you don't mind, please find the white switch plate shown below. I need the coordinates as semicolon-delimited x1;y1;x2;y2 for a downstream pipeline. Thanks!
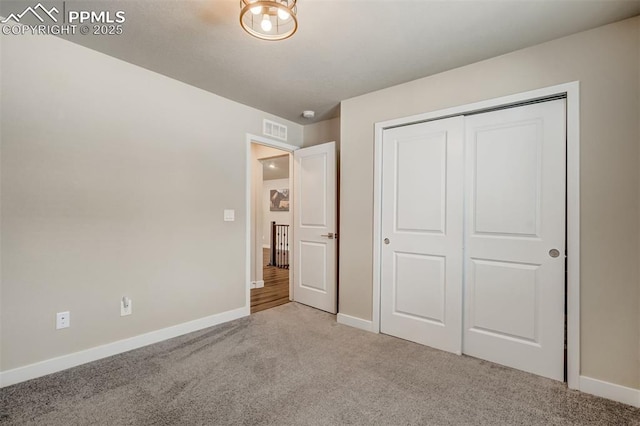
56;311;70;329
224;209;235;221
121;298;132;316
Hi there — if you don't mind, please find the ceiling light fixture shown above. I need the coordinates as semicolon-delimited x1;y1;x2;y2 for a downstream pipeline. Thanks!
240;0;298;41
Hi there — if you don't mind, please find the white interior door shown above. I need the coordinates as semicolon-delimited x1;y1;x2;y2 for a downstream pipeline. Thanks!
380;117;464;354
293;142;337;314
463;100;566;381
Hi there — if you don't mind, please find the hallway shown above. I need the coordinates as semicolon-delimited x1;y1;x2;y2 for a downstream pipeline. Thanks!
250;248;289;313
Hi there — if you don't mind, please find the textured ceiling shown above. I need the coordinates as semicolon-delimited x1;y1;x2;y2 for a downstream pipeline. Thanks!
4;0;640;124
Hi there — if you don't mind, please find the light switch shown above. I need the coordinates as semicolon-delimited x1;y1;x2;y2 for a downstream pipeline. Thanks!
224;209;235;221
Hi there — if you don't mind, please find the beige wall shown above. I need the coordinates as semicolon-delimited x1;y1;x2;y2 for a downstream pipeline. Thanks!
303;117;340;149
340;17;640;389
0;33;302;371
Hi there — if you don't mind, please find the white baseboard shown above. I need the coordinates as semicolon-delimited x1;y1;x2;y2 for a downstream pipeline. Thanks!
250;280;265;289
0;306;249;388
337;313;375;333
579;376;640;408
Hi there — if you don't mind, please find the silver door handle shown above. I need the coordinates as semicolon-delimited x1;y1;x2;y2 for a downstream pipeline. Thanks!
321;232;337;239
549;249;560;258
384;238;390;245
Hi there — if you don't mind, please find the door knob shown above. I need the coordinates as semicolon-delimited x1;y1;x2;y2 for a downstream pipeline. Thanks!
384;238;390;245
549;249;560;258
321;232;336;239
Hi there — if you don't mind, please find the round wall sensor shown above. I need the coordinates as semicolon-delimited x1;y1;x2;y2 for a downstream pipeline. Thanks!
302;110;315;119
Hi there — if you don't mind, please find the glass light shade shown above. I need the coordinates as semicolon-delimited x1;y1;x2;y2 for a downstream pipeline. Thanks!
240;0;298;41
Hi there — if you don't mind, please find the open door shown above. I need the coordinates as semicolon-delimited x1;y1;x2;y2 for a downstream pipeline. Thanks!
293;142;337;314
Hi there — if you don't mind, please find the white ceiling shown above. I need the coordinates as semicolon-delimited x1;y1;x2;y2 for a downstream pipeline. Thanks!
261;155;289;181
16;0;640;123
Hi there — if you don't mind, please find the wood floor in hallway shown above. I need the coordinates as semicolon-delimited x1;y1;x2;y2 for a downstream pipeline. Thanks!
251;248;290;313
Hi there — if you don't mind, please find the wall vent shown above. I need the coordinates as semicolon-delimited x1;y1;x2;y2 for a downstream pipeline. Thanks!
263;119;288;141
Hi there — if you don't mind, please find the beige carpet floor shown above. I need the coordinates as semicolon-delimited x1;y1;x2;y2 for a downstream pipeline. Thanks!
1;302;639;425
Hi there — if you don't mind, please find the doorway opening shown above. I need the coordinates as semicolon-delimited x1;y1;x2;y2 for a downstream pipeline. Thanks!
249;142;294;313
252;153;291;313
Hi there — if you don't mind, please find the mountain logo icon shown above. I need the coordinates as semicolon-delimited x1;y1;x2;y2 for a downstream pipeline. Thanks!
1;3;59;24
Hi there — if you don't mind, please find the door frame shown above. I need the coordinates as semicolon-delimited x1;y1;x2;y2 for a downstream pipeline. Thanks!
371;82;580;389
245;134;299;311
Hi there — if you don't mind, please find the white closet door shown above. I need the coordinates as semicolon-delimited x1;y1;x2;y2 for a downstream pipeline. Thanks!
380;117;464;354
463;100;566;381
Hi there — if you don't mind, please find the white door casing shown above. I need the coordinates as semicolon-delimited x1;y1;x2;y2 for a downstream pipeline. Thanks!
293;142;337;313
463;100;566;381
380;117;464;354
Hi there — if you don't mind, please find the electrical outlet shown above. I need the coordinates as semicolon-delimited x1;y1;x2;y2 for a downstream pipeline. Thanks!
56;311;70;329
120;297;132;316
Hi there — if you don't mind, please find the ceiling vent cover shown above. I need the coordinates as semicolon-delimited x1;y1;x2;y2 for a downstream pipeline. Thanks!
263;119;288;141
